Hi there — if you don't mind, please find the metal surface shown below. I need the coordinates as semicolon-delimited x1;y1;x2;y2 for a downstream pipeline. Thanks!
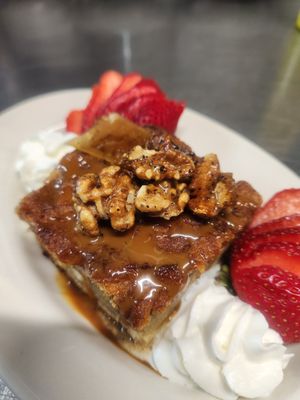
0;0;299;398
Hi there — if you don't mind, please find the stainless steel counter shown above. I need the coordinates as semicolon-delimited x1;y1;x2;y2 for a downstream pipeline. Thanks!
0;0;299;398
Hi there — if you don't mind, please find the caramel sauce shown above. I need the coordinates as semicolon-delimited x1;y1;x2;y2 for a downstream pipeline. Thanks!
23;146;258;329
56;271;156;372
102;223;189;268
56;271;113;337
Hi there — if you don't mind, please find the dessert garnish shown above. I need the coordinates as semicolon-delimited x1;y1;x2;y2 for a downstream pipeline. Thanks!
231;189;300;343
66;70;184;134
15;128;76;192
152;266;292;400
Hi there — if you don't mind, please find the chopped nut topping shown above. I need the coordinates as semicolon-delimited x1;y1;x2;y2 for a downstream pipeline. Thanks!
108;174;136;231
188;154;234;217
146;129;195;158
76;173;99;203
74;202;100;236
127;145;157;161
74;166;136;234
74;144;236;234
122;145;195;181
135;181;190;219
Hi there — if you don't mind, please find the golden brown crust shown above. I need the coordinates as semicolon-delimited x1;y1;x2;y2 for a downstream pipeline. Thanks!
17;128;262;341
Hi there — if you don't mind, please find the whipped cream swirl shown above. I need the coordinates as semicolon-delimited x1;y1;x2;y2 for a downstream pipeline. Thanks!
15;127;76;192
152;266;293;400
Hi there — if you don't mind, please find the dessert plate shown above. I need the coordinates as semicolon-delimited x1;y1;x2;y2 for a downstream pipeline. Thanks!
0;90;299;400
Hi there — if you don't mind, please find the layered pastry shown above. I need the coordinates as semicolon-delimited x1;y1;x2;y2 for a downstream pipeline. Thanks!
17;114;262;352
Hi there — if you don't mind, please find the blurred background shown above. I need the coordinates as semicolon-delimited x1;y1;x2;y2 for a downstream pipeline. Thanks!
0;0;300;174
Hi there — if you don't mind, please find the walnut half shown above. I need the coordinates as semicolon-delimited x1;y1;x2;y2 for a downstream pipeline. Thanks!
122;145;195;181
135;181;190;219
188;154;234;217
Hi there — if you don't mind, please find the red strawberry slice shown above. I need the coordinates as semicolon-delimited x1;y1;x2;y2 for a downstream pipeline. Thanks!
100;79;164;115
231;242;300;343
106;72;142;101
231;189;300;343
82;70;123;131
65;70;185;134
117;92;164;119
249;214;300;235
232;241;300;275
66;110;84;134
251;189;300;227
232;227;300;265
131;96;184;134
232;265;300;343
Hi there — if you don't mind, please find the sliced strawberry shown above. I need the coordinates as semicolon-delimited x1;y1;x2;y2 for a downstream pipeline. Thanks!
232;227;300;265
105;72;142;102
233;265;300;343
231;190;300;343
65;70;185;134
118;93;164;119
82;70;123;131
131;96;185;134
100;79;164;115
249;214;300;235
251;189;300;227
232;241;300;277
66;110;84;134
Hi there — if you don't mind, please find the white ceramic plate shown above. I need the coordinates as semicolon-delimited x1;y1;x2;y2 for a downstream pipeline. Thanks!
0;90;299;400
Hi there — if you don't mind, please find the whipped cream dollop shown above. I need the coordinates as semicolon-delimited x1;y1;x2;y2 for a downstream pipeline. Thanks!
152;266;293;400
15;128;76;192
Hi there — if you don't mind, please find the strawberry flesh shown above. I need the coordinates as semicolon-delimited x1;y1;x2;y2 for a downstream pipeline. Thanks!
100;79;164;116
251;189;300;227
232;241;300;277
82;70;123;131
231;189;300;343
132;96;185;134
107;72;142;99
66;110;84;134
249;214;300;235
232;227;300;264
66;70;185;135
233;265;300;343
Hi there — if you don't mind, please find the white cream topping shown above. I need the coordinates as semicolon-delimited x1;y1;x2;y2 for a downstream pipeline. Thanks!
152;266;293;400
15;127;76;192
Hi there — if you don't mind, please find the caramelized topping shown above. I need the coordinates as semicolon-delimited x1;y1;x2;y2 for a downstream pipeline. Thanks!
17;121;262;333
135;182;189;219
121;145;195;181
188;154;235;217
74;166;136;233
69;114;150;164
73;144;238;234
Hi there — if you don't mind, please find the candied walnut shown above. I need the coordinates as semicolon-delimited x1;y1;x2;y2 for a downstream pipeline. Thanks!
215;174;235;209
74;202;100;236
122;145;195;181
146;128;196;159
74;166;136;234
98;166;121;197
108;174;136;231
135;181;189;219
76;173;99;203
188;154;234;218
